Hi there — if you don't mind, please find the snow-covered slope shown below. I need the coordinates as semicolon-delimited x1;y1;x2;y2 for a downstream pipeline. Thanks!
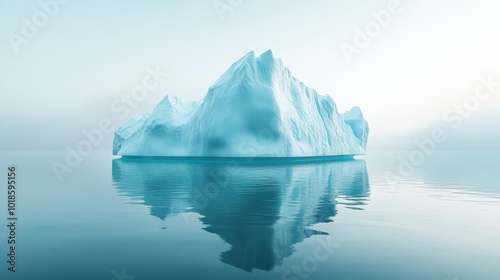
113;50;369;157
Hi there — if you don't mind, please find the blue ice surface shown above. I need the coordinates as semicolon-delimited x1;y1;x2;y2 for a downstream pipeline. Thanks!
113;50;369;157
118;154;359;165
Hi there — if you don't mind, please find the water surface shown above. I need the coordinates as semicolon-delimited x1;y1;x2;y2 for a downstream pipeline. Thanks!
0;152;498;279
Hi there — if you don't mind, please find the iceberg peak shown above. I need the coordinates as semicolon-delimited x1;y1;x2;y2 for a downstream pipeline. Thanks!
113;50;369;157
258;49;276;62
240;50;255;62
343;106;363;120
342;106;369;147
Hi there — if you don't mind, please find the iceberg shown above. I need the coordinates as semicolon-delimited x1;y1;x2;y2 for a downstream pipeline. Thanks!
113;50;369;157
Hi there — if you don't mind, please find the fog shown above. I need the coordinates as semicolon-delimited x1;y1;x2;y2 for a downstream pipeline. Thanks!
1;0;499;151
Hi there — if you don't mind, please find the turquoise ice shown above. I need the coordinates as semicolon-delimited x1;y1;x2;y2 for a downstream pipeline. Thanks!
113;50;369;157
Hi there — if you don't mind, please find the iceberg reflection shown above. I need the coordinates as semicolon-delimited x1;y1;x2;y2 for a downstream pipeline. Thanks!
112;158;370;272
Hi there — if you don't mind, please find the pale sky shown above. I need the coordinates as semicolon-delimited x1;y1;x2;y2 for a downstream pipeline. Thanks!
1;0;499;151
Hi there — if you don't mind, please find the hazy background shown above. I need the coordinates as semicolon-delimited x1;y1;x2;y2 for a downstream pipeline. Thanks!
1;0;499;152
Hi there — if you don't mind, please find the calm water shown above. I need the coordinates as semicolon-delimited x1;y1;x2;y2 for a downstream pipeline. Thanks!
0;152;499;280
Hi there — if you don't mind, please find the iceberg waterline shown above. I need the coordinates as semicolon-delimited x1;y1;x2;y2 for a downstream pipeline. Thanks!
113;50;369;157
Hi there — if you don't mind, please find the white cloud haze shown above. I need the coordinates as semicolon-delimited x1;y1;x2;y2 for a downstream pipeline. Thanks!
1;0;499;151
